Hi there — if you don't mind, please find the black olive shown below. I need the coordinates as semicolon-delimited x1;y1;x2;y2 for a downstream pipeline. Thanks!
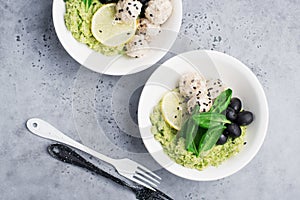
216;134;228;145
229;97;242;112
226;123;241;138
236;111;254;126
226;107;237;121
223;129;230;136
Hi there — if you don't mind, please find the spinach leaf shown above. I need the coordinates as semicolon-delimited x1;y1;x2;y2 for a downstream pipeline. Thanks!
185;118;198;152
83;0;93;12
185;105;200;155
209;88;232;113
178;105;200;138
192;113;231;129
177;118;189;138
198;125;226;153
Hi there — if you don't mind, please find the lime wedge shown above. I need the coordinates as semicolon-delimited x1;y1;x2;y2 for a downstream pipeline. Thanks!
161;91;182;130
91;3;137;47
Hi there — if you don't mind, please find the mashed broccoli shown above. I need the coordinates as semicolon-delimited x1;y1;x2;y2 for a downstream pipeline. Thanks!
150;101;246;171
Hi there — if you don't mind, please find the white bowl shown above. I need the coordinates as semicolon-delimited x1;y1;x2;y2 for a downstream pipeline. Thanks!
52;0;182;75
138;50;269;181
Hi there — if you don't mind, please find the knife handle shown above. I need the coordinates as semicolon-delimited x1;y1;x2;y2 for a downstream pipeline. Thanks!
47;144;133;190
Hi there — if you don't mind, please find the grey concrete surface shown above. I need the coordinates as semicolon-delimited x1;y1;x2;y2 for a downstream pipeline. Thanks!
1;0;300;199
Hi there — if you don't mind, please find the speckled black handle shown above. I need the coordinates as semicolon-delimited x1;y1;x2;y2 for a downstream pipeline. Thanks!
47;144;132;189
47;144;173;200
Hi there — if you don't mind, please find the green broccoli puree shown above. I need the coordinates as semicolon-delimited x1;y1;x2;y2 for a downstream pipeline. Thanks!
64;0;124;55
150;97;246;171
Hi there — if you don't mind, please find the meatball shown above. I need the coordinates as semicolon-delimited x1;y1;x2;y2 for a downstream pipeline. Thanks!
115;0;143;23
136;18;161;41
187;94;212;113
145;0;172;25
206;78;226;99
125;35;149;58
179;72;207;99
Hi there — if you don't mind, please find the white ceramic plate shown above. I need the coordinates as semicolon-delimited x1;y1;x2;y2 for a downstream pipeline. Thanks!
52;0;182;75
138;50;269;181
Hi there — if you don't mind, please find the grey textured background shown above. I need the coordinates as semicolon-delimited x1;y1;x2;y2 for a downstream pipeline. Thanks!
1;0;300;199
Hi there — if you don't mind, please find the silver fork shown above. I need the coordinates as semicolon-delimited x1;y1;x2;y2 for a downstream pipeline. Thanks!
26;118;161;190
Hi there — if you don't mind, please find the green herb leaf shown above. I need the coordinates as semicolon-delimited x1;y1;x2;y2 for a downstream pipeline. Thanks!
177;105;200;138
192;113;231;129
83;0;93;12
185;119;198;151
209;88;232;113
177;118;188;138
198;125;226;153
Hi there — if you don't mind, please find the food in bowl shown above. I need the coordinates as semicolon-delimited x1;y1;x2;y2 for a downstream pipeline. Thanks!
150;72;254;170
64;0;173;58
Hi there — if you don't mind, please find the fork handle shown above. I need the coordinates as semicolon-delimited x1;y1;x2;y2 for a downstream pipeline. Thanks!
26;118;116;165
47;144;133;190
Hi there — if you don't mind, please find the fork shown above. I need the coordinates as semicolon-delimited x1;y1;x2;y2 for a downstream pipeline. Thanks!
26;118;161;190
47;143;173;200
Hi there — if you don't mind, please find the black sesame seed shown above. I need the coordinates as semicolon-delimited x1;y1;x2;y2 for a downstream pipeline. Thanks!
203;108;206;112
128;2;131;5
193;86;196;90
134;42;137;45
127;32;130;35
128;11;132;15
183;81;186;84
126;7;129;10
150;13;153;17
99;30;102;33
191;79;194;83
244;142;247;145
174;115;177;118
138;40;142;42
189;92;192;95
135;56;138;58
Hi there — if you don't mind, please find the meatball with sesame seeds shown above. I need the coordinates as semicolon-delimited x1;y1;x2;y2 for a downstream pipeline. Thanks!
187;95;213;113
136;18;161;41
206;78;226;99
115;0;143;23
125;35;149;58
179;72;207;99
145;0;172;25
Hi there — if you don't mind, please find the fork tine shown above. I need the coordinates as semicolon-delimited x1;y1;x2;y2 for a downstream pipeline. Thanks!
133;173;158;188
131;176;156;191
136;168;160;184
137;165;161;180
